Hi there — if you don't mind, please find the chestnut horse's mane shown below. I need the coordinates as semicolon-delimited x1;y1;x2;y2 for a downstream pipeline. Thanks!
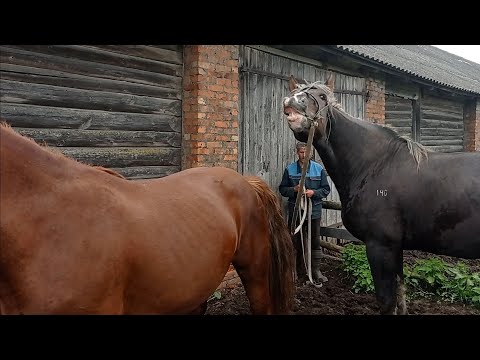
0;120;126;180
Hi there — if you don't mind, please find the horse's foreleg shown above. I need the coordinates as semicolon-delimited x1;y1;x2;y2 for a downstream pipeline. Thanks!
365;241;402;315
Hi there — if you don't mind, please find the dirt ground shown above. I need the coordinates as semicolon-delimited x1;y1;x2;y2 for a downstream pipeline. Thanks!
206;250;480;315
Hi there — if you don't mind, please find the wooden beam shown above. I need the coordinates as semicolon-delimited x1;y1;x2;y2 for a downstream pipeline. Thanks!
59;147;180;167
1;63;181;100
321;200;342;210
113;166;180;179
320;227;362;243
0;46;181;89
15;128;181;148
319;239;345;253
0;103;181;132
0;79;181;115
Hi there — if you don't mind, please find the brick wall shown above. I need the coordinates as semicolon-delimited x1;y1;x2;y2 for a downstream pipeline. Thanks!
182;45;240;170
182;45;242;291
464;99;480;151
365;75;386;124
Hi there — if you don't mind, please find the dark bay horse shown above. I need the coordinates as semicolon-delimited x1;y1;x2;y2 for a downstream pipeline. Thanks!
283;77;480;314
0;122;294;314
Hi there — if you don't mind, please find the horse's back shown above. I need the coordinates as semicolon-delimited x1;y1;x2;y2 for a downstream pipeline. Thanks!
383;151;480;257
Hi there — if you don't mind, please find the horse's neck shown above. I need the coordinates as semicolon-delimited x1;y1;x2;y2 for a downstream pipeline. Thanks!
314;107;390;203
1;128;72;188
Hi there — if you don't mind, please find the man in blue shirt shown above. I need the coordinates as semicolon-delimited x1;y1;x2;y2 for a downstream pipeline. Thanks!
279;142;331;283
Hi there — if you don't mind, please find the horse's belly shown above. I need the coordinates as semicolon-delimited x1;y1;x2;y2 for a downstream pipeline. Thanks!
123;224;238;314
407;215;480;259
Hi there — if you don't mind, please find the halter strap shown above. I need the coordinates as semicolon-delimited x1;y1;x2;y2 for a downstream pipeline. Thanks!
289;84;328;122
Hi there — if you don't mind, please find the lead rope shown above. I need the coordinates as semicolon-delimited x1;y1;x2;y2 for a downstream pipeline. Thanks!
296;197;323;288
290;120;323;288
290;121;317;234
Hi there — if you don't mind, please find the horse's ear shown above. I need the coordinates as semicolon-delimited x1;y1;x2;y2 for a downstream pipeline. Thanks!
325;72;334;89
288;75;299;92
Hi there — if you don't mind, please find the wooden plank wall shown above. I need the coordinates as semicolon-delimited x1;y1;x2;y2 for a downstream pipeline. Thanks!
385;78;465;153
0;45;183;179
385;95;414;138
385;78;418;141
421;94;464;153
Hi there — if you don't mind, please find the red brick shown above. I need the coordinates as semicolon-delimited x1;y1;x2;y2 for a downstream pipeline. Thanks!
182;46;240;170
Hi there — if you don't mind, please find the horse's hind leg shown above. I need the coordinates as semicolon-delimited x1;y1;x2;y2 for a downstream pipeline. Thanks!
233;241;273;315
234;263;272;314
396;274;408;315
366;240;402;315
188;301;207;315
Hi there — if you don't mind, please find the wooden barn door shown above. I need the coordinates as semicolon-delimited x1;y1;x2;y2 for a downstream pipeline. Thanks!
239;45;366;229
0;45;183;179
239;46;327;191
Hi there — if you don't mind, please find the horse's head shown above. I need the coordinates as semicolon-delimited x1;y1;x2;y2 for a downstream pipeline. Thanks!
283;76;335;142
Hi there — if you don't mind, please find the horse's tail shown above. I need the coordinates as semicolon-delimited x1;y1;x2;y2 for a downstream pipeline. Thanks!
244;176;295;314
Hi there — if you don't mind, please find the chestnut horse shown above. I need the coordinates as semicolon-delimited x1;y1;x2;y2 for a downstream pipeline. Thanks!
0;122;294;314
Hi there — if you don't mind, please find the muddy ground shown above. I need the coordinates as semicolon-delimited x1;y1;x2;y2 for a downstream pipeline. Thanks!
206;250;480;315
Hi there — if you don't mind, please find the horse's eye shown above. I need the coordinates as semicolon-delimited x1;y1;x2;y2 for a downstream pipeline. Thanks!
320;94;326;100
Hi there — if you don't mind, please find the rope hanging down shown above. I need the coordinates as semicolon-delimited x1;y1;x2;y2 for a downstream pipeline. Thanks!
290;121;317;235
290;121;322;288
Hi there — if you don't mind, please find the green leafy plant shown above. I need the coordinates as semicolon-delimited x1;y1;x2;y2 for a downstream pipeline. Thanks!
207;291;222;302
341;244;480;308
443;263;480;305
341;243;374;293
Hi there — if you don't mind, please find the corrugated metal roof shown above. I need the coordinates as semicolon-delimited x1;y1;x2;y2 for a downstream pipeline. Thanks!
334;45;480;96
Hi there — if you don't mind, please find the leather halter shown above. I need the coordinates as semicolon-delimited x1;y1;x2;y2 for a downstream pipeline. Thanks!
288;83;328;123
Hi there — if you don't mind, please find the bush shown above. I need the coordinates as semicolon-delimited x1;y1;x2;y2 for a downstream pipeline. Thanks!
341;243;480;308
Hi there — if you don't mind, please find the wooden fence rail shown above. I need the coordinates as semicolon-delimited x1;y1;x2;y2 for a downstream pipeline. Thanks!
320;200;362;249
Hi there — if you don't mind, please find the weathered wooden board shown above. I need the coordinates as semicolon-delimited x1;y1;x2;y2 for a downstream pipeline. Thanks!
59;147;180;167
1;104;181;132
1;79;181;115
111;166;181;180
0;46;181;89
85;45;183;65
421;94;464;152
15;128;181;147
3;45;183;77
1;63;181;99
